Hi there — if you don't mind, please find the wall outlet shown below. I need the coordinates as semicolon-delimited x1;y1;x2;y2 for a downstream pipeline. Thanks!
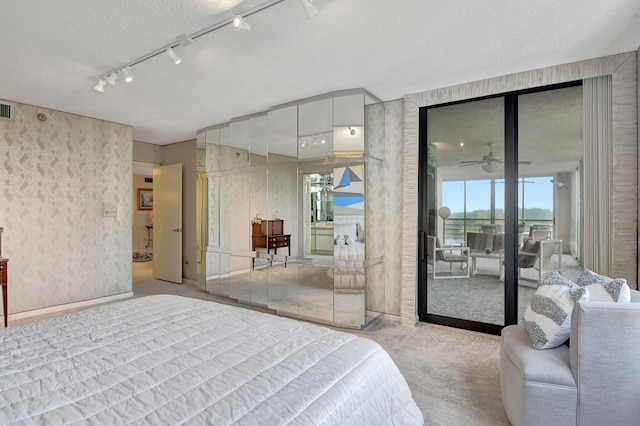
103;204;117;217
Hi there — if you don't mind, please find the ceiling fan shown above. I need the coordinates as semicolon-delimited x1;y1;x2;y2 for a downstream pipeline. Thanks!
459;142;531;172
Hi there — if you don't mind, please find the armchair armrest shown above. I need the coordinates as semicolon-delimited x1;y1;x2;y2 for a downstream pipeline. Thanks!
569;301;640;424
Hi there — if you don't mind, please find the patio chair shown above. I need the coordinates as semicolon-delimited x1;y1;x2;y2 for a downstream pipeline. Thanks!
467;232;504;279
518;238;563;284
480;224;504;234
427;235;470;279
528;224;551;240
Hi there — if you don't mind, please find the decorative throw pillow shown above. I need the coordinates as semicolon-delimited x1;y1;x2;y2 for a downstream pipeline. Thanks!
334;236;345;246
523;272;589;349
576;269;630;303
356;223;365;242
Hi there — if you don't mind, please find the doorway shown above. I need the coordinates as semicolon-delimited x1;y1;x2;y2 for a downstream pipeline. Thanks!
132;161;157;282
418;82;584;333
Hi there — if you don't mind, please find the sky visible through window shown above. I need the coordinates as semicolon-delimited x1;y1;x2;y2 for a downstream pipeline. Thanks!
442;176;553;215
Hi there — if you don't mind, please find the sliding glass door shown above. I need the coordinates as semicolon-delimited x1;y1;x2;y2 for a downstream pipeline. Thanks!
422;96;506;331
516;85;584;322
419;82;584;333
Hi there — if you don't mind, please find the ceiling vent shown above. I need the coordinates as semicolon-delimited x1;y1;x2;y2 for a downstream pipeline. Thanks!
0;101;14;120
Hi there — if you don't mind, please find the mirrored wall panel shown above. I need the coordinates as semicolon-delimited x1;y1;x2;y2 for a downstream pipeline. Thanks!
198;89;385;328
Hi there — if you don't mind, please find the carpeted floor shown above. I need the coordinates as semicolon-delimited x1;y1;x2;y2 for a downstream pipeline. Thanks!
353;320;508;425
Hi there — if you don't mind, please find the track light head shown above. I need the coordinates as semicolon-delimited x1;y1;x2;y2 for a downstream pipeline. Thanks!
348;126;356;136
232;15;252;31
121;67;135;83
166;47;182;65
94;79;106;93
105;72;118;86
301;0;319;18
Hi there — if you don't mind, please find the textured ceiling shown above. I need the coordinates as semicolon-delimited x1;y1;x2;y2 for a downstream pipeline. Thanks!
1;0;639;144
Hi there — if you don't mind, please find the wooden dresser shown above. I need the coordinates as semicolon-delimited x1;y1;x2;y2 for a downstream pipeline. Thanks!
251;219;291;257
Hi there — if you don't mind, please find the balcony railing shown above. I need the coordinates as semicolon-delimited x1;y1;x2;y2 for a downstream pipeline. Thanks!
442;218;554;245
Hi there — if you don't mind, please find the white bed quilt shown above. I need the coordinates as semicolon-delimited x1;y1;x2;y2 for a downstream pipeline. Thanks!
0;295;423;425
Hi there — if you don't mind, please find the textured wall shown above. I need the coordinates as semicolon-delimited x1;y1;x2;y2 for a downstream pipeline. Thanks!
133;140;162;164
0;101;132;315
401;52;639;325
611;55;638;282
383;100;405;317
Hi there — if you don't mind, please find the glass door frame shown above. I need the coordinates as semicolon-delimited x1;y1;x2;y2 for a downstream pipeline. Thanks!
417;81;582;335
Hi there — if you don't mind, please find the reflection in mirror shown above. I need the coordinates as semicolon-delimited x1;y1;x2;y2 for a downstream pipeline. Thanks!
334;93;365;155
249;114;268;166
296;262;334;323
304;172;334;257
196;171;207;290
267;106;298;163
333;162;366;326
298;98;333;159
225;120;249;170
200;89;383;328
267;262;299;316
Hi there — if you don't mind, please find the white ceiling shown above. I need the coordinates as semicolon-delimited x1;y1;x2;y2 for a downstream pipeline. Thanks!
1;0;639;145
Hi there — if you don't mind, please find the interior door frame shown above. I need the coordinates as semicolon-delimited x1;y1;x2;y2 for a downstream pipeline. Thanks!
417;81;582;335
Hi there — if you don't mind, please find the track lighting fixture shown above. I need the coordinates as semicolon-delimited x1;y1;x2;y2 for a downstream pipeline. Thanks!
94;79;106;93
348;126;356;136
232;15;252;31
94;1;320;92
166;47;182;65
121;67;134;83
300;140;307;148
301;0;319;18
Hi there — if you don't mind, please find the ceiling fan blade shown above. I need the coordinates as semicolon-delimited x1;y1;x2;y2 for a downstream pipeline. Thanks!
459;160;483;164
459;163;481;167
518;161;532;165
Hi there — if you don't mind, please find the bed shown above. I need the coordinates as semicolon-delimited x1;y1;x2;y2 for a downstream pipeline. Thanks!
0;295;423;425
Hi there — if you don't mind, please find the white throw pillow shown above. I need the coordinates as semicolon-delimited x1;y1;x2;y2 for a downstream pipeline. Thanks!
523;272;589;349
576;269;630;303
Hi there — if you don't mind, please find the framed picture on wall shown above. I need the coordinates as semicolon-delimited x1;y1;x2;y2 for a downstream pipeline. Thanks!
137;188;153;210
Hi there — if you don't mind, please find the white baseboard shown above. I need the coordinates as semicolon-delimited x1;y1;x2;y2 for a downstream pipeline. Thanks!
8;292;134;321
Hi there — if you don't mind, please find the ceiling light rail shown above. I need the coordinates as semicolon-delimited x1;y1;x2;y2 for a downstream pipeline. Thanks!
94;0;320;93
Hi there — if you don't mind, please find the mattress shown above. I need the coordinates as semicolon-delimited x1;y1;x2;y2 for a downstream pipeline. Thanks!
0;295;423;425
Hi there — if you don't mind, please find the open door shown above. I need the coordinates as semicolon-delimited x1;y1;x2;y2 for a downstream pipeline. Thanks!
153;163;183;283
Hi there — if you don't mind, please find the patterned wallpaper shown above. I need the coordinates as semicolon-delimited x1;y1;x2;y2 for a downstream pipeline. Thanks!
0;102;132;316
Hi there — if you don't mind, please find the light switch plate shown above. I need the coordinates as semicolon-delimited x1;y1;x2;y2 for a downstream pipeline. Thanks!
103;203;117;217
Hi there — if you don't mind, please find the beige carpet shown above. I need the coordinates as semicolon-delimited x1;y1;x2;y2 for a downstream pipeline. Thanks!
8;262;510;425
